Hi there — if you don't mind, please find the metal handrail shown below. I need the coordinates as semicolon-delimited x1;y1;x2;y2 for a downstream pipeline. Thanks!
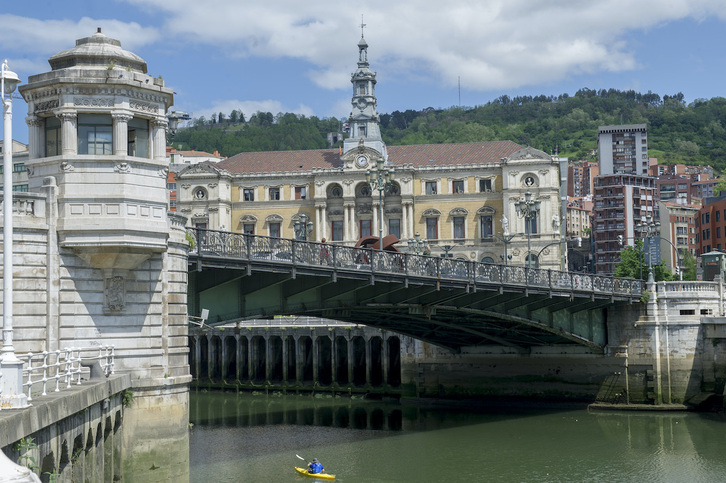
20;346;115;401
187;228;644;297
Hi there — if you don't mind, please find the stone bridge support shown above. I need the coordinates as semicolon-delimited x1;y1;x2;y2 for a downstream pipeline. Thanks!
190;325;402;395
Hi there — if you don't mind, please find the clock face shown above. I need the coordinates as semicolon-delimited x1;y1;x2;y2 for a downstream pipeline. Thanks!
356;155;368;168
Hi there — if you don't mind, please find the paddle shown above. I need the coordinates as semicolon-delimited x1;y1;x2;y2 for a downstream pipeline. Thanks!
296;454;307;462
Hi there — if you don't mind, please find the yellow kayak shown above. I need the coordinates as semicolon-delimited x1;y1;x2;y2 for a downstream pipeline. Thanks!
294;467;336;480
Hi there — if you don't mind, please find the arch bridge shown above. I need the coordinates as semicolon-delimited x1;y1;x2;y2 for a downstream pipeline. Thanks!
187;229;642;354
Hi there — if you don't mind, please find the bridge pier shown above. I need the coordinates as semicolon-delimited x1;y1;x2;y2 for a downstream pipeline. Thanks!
190;325;402;396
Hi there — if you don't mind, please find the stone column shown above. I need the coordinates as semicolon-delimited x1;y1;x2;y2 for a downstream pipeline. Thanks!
207;336;214;381
264;335;271;383
331;335;337;386
315;205;322;241
59;112;77;155
220;335;227;380
382;335;389;385
365;336;372;385
343;204;350;242
248;337;254;381
347;335;354;385
151;119;168;160
401;202;409;240
295;336;302;384
26;116;42;160
112;114;132;156
235;334;242;380
312;336;319;385
282;335;288;383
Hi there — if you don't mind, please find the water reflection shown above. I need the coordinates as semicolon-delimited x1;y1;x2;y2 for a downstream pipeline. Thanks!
190;390;403;431
189;391;726;483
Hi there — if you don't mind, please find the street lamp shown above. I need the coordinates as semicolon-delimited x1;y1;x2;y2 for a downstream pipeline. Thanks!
167;110;190;143
490;216;517;265
410;232;428;254
514;191;541;269
1;59;27;408
293;213;314;241
365;159;394;251
636;214;660;282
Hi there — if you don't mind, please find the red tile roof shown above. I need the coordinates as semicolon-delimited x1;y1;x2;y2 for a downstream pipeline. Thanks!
217;141;524;174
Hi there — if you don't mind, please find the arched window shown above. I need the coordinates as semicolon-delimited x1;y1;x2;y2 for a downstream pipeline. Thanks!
525;253;539;269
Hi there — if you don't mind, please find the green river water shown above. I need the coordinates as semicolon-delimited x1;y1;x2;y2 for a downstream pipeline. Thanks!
188;391;726;482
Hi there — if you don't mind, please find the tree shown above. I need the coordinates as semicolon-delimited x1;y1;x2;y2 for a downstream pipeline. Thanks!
614;239;675;282
681;250;697;281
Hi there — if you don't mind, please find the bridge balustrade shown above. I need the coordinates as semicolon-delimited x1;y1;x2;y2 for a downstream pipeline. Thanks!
188;228;643;298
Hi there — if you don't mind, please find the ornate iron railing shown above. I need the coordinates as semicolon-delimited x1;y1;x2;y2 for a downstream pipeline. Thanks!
188;228;643;298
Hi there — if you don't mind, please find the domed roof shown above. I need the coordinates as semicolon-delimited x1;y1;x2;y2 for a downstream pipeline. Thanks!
48;28;147;73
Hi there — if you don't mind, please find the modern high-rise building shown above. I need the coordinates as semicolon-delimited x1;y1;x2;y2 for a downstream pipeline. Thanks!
598;124;649;175
592;174;657;275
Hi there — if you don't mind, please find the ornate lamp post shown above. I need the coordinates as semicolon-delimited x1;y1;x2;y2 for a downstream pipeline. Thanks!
365;159;394;251
490;215;517;265
166;110;190;143
293;213;314;241
1;59;27;408
514;191;541;268
410;232;428;254
636;214;660;282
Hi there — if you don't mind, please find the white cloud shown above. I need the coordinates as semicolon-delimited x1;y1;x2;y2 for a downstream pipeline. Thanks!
119;0;726;92
0;15;159;55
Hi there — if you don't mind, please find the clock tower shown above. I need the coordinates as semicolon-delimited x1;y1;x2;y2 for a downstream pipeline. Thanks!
342;31;387;165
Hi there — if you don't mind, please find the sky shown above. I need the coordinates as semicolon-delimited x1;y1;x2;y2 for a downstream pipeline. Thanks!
3;1;726;144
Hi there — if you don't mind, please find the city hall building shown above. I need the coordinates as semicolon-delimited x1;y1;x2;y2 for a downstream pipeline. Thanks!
177;35;564;269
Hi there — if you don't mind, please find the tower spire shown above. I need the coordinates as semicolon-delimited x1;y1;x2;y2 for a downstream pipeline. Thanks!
343;28;386;160
360;14;366;38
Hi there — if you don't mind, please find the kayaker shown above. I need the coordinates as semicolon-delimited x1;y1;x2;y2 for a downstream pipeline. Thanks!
308;458;324;474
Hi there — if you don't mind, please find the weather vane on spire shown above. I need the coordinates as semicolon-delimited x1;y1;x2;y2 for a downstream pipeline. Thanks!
360;14;366;38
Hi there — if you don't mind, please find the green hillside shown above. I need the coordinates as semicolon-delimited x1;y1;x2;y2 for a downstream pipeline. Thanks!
171;89;726;171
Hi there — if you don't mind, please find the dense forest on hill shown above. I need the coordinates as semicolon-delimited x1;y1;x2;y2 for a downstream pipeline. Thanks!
171;89;726;172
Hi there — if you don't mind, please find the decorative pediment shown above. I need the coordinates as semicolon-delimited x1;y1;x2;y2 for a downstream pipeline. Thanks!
239;215;258;223
477;206;496;215
265;214;283;222
506;146;551;162
449;207;468;216
422;208;441;217
178;162;224;176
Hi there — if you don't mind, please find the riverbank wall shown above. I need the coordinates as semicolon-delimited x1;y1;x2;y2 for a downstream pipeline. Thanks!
0;375;129;481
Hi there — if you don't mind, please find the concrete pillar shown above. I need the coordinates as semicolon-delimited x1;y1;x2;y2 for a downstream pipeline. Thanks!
265;335;271;383
248;337;254;381
220;335;228;380
235;334;242;380
331;335;338;385
312;335;319;384
194;335;201;380
365;336;372;385
401;202;409;240
383;334;389;385
295;336;302;384
59;112;77;155
343;204;350;241
112;114;132;156
206;336;213;380
347;334;354;384
282;335;288;383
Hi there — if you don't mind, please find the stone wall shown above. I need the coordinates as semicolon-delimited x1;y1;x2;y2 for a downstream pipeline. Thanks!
0;375;131;481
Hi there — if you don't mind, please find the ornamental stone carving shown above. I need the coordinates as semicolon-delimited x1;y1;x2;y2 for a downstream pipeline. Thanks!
105;276;125;311
422;208;441;217
130;100;158;113
74;97;114;107
34;99;59;113
114;162;132;174
60;161;74;172
449;207;468;216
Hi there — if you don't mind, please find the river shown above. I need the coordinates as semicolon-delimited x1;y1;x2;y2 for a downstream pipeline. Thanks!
189;391;726;482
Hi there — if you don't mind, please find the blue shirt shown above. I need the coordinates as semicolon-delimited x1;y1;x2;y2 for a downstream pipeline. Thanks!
308;462;324;474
